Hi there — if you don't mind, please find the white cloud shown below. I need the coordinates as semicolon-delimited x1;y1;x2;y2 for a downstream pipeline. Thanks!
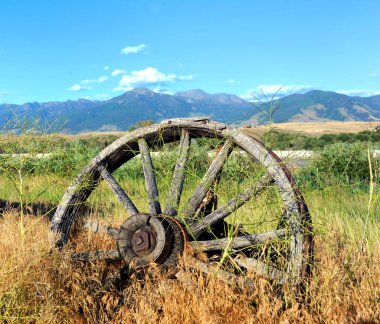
121;44;147;55
256;84;313;95
336;89;380;97
111;69;126;77
239;84;314;100
369;72;379;78
152;87;174;95
104;65;110;71
68;84;92;91
224;78;239;84
97;76;109;83
81;76;109;84
114;67;194;92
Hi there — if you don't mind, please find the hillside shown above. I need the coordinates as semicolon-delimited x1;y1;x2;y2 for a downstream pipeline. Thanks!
0;88;255;133
1;89;380;133
250;90;380;124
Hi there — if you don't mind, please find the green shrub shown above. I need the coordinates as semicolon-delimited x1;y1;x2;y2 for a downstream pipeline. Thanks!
312;142;376;183
0;139;102;177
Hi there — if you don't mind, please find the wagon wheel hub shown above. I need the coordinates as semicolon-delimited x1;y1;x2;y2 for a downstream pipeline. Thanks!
131;227;156;255
117;213;186;268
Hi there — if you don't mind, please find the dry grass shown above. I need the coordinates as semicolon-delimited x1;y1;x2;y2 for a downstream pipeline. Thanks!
57;131;129;140
1;188;379;323
244;121;380;136
54;121;380;141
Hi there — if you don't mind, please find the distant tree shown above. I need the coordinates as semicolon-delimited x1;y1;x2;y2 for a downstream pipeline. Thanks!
356;133;371;142
336;133;353;143
320;134;335;145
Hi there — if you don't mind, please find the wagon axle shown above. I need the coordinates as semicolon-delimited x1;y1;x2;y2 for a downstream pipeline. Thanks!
116;213;186;269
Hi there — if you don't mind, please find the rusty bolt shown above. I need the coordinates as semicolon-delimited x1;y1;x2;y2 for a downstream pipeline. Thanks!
131;227;156;255
134;237;143;245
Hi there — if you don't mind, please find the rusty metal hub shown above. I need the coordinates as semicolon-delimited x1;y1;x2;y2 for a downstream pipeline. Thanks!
130;226;157;256
117;213;187;269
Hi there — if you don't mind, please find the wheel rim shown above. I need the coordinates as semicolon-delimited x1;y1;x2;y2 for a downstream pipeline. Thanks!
51;118;313;288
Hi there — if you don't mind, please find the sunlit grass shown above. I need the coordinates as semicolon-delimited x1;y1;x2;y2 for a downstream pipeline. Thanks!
0;185;379;322
0;136;379;322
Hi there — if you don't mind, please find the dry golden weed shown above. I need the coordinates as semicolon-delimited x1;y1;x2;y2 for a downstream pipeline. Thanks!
0;208;379;323
244;121;380;136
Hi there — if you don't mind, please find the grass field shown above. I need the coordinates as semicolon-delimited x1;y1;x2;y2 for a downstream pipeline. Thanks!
0;127;380;322
0;177;379;322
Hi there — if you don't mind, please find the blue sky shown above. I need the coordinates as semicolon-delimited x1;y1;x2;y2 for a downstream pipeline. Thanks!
1;0;379;104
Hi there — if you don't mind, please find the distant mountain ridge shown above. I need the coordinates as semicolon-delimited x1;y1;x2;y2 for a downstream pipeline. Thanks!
1;88;380;133
266;90;380;123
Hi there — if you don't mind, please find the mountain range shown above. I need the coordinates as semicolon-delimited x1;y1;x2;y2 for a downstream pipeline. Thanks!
1;88;380;133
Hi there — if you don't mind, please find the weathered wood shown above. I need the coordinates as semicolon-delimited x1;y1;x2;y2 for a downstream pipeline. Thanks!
98;165;139;216
190;228;286;251
72;250;122;262
164;128;190;216
183;138;233;219
138;138;162;214
160;116;210;125
51;118;312;286
183;256;255;289
188;174;273;237
84;220;119;239
234;256;285;281
193;146;223;218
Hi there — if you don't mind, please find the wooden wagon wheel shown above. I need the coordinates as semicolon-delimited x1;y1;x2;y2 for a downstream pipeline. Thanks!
51;117;313;291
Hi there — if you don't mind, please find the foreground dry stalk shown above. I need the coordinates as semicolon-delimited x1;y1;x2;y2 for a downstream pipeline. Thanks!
0;211;379;323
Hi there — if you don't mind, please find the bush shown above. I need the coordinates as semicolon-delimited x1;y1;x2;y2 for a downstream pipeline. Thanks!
312;142;376;183
0;139;102;177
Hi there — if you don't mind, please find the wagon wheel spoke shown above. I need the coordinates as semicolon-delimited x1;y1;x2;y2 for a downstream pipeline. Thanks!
98;165;139;216
138;138;162;214
188;173;274;238
193;155;222;218
193;184;219;219
190;228;286;251
72;249;122;262
234;256;285;282
164;128;190;216
179;256;255;289
183;138;234;219
84;220;119;239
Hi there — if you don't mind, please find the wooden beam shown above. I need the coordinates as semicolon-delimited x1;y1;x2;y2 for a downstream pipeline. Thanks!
165;129;190;216
188;174;273;237
138;138;162;214
183;139;233;219
182;256;255;289
84;220;119;239
234;257;285;282
190;228;286;251
98;165;139;216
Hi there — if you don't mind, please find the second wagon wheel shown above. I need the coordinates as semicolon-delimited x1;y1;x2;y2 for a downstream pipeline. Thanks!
51;117;313;291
